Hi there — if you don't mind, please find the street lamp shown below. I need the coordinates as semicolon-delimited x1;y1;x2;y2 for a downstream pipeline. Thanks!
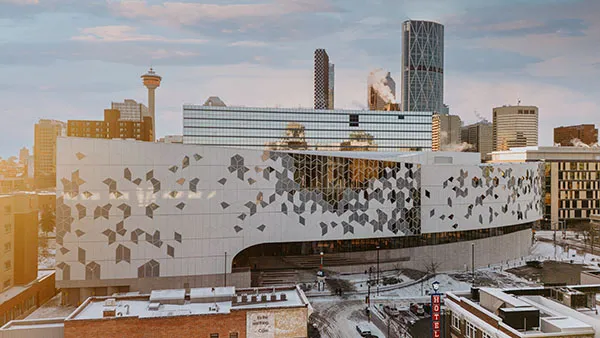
432;281;440;293
376;245;380;296
471;243;475;285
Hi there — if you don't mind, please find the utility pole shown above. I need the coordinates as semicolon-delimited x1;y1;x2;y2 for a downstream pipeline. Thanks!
224;251;227;287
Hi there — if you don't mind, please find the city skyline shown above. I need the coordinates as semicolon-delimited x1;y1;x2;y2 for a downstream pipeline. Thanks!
0;0;599;156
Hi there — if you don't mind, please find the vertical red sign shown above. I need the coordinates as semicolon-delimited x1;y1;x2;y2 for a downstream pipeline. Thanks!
431;294;442;337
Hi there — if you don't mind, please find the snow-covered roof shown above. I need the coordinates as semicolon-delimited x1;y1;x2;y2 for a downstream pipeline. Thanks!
190;286;235;300
67;285;308;321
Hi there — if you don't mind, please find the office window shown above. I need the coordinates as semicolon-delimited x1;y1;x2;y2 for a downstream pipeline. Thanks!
3;279;10;289
452;312;460;330
229;334;238;338
349;114;359;127
4;260;11;271
466;322;477;338
210;334;219;338
4;224;10;234
4;206;10;214
4;242;10;253
482;332;492;338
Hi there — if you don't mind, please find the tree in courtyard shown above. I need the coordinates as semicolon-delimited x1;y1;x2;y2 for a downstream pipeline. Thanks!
39;206;56;235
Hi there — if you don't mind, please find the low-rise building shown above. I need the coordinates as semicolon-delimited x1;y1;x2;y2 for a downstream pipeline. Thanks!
67;109;153;142
446;285;600;338
0;271;57;328
1;285;311;338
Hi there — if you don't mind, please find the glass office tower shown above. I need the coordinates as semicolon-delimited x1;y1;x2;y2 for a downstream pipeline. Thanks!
183;105;432;151
401;20;444;113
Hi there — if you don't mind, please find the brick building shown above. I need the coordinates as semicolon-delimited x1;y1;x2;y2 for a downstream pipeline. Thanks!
0;272;57;327
62;285;310;338
67;109;153;142
1;285;311;338
554;124;598;146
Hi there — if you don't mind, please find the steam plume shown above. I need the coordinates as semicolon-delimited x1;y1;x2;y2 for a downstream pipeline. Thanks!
368;68;395;104
570;138;591;148
441;142;474;152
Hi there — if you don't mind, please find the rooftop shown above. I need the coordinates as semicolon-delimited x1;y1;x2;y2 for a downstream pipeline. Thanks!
447;285;600;337
67;285;309;321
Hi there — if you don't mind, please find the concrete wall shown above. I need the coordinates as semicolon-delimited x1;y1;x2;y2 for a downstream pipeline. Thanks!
0;319;64;338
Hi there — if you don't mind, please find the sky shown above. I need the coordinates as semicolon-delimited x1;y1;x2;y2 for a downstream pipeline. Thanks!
0;0;599;157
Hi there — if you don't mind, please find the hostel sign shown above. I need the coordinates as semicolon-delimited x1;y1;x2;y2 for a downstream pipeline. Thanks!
431;293;442;338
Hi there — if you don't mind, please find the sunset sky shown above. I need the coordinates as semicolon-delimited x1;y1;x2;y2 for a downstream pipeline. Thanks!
0;0;599;156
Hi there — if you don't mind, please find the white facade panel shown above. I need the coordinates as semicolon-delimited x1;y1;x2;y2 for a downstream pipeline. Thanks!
56;138;543;285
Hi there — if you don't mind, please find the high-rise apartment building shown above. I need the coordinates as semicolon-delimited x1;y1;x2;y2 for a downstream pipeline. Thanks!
554;124;598;146
111;99;149;122
328;62;335;109
492;105;538;151
67;109;153;141
313;49;330;110
34;119;66;189
432;114;461;151
368;72;396;111
462;121;493;161
401;20;444;113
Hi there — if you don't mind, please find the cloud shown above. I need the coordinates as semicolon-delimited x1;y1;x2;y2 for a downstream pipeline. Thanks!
72;25;207;44
0;0;39;4
445;72;600;146
108;0;339;25
228;41;268;47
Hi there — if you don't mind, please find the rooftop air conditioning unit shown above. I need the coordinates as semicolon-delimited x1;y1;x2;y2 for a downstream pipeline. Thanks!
148;302;160;311
104;298;117;307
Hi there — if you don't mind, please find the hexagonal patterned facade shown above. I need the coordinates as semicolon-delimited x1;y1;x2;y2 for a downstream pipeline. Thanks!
56;138;543;287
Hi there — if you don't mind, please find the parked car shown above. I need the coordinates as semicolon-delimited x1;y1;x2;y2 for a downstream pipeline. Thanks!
410;303;424;316
356;324;372;337
383;305;400;317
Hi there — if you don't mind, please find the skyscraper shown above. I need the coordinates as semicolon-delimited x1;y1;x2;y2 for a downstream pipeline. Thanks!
492;105;539;151
314;49;330;110
141;67;161;140
328;63;335;109
401;20;444;113
432;114;461;151
462;121;493;161
34;119;66;189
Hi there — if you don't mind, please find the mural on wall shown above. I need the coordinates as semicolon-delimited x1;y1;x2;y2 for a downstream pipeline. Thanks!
55;138;542;283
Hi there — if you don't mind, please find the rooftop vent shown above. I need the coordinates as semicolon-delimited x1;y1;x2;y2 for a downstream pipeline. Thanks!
104;298;117;307
148;302;160;311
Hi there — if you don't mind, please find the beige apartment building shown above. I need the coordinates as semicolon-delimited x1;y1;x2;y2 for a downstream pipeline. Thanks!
34;119;66;189
432;113;461;151
492;105;538;151
491;146;600;229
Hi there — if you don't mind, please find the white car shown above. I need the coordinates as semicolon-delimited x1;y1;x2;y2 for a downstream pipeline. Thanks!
356;324;372;337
